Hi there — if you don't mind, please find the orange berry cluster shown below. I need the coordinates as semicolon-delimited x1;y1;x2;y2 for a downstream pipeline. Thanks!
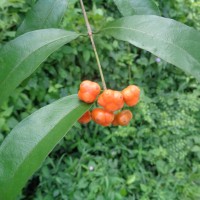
78;80;140;127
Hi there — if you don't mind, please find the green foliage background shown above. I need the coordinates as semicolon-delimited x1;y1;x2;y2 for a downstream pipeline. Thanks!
0;0;200;199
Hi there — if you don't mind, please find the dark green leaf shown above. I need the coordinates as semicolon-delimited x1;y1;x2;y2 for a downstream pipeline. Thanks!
113;0;160;16
0;29;79;106
102;15;200;81
0;95;91;200
17;0;68;36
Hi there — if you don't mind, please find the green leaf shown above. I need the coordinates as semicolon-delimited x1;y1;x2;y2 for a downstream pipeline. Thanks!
113;0;160;16
0;29;79;106
126;174;136;185
0;95;91;200
17;0;68;36
101;15;200;81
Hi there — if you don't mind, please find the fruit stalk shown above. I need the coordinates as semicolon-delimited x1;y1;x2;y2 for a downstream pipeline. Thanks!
79;0;107;90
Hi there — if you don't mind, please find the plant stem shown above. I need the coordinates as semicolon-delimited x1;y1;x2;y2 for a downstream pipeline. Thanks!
79;0;107;90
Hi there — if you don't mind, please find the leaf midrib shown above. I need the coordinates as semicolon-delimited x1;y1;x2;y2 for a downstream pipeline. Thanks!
39;0;59;28
1;96;79;181
0;33;78;87
102;26;200;68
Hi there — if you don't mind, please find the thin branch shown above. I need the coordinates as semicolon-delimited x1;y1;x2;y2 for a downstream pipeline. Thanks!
79;0;107;90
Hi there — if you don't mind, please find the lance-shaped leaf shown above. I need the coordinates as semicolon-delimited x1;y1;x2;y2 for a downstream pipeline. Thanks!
101;15;200;81
113;0;160;16
0;95;91;200
17;0;68;36
0;29;79;106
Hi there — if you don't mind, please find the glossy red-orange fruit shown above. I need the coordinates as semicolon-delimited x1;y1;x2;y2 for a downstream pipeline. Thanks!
97;89;124;112
112;116;119;126
122;85;140;106
78;111;91;124
78;80;101;103
112;110;133;126
91;108;114;126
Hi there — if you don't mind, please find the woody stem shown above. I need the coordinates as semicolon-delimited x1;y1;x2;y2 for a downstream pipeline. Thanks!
79;0;107;90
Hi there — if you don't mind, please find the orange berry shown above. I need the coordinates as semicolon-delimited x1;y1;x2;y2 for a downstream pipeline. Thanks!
117;110;133;126
91;108;114;126
97;89;124;112
122;85;140;106
78;111;91;124
112;110;133;126
112;116;119;126
78;91;95;103
78;80;101;103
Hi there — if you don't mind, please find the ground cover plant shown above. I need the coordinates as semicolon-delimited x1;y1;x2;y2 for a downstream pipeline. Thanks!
0;0;200;199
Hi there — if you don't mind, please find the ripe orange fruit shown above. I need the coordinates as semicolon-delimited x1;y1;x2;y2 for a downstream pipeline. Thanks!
112;116;119;126
78;111;91;124
122;85;140;106
112;110;133;126
91;108;114;126
97;89;124;112
78;80;101;103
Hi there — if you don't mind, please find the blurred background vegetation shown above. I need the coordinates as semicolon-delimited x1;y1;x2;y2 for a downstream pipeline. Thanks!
0;0;200;199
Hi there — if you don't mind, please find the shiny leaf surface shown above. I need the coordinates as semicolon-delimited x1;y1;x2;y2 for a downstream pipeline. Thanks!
17;0;68;36
0;95;91;200
113;0;160;16
102;15;200;81
0;29;79;106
